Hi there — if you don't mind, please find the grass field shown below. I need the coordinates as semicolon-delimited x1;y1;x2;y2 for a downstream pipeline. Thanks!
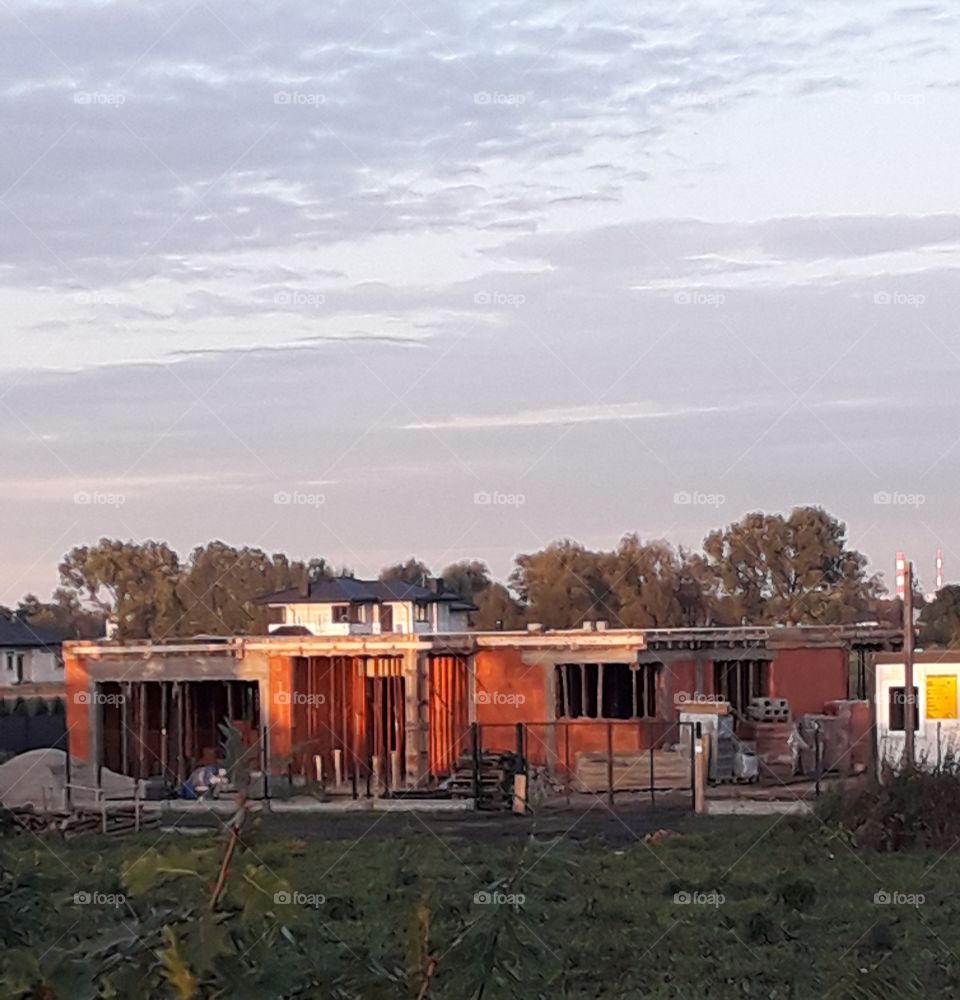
1;810;958;998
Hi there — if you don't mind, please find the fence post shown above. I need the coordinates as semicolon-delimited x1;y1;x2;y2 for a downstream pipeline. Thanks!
649;738;655;807
564;723;571;806
689;723;696;813
262;726;270;803
606;722;614;807
470;723;481;809
814;725;822;798
65;737;72;810
693;723;706;815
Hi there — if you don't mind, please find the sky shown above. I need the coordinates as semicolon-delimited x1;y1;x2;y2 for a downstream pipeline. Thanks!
1;0;959;603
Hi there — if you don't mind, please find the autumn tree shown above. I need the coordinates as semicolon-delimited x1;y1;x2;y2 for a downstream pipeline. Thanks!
175;543;307;636
701;507;883;625
379;558;432;588
440;560;492;603
58;539;184;639
606;536;690;628
17;589;106;639
472;583;526;631
920;585;960;647
511;541;614;629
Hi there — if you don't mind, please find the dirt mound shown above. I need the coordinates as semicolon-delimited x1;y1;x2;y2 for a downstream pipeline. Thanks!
0;748;139;808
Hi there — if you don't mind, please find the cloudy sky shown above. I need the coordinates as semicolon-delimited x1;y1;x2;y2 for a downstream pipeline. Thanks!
2;0;959;603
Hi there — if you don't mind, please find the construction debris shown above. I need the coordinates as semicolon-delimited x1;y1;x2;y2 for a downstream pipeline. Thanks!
1;803;161;838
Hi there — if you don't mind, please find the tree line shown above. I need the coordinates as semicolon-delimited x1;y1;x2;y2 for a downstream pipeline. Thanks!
4;505;953;642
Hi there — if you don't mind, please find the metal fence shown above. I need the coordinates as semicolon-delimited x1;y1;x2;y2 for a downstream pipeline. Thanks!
468;719;698;808
0;705;67;755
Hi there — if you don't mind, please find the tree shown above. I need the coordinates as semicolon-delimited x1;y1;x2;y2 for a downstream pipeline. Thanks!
472;583;526;631
380;558;432;587
510;541;614;629
920;585;960;647
17;589;106;639
701;507;883;625
176;543;307;636
59;539;184;640
605;536;689;628
440;560;492;602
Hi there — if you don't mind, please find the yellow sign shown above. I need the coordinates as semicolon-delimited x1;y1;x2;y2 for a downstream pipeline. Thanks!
926;675;958;720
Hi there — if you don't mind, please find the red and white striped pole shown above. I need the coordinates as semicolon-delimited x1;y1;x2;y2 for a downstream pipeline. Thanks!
896;551;906;601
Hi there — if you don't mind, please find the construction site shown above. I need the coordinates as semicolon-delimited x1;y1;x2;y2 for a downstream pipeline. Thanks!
0;623;899;829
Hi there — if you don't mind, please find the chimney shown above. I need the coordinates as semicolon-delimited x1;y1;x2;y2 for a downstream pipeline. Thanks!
298;569;310;599
430;577;444;595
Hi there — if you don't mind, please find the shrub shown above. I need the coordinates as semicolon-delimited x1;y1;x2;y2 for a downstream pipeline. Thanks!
818;761;960;851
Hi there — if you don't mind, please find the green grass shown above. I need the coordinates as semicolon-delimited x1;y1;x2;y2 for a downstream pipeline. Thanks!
2;814;959;998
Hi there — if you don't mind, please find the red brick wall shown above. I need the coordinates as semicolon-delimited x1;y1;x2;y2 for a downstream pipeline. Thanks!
267;654;295;766
769;647;848;716
63;650;91;761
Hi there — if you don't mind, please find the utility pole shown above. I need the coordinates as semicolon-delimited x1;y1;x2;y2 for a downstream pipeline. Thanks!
903;560;916;771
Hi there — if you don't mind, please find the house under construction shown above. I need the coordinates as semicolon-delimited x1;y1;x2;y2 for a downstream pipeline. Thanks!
63;624;901;791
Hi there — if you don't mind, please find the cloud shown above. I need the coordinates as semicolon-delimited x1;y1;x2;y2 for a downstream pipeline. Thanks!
401;400;754;431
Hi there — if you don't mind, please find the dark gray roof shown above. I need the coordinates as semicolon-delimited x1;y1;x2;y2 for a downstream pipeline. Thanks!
0;617;62;648
257;576;476;609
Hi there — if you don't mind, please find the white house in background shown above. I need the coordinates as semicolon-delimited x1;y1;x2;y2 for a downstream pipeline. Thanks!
0;616;62;689
875;650;960;769
257;576;476;636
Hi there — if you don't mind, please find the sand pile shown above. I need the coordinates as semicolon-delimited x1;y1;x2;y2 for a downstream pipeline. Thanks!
0;748;141;808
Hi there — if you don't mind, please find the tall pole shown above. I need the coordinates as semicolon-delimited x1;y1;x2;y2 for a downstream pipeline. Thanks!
903;560;916;770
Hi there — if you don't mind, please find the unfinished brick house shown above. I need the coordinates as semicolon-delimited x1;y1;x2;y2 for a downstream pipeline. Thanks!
63;624;900;790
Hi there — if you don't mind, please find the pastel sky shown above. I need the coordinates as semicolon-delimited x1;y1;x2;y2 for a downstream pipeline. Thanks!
2;0;959;603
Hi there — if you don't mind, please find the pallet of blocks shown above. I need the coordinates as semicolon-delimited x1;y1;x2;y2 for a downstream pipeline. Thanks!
573;747;692;793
